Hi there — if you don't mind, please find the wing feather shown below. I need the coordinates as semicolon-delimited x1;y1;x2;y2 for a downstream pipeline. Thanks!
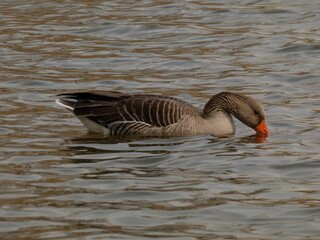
109;121;152;136
57;91;200;130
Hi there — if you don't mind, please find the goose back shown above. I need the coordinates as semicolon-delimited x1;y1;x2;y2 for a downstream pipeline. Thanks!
57;91;200;135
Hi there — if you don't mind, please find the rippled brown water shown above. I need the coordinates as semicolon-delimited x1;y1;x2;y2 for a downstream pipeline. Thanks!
1;0;320;239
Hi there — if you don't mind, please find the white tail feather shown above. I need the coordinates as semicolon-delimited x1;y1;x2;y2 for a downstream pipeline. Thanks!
55;99;74;111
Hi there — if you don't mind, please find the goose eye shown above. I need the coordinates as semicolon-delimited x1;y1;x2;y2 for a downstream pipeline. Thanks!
253;110;259;115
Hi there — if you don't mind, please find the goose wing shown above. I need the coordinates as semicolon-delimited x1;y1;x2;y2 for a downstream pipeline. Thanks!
57;91;199;128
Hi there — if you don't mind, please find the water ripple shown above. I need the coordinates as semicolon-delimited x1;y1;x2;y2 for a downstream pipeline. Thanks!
1;0;320;239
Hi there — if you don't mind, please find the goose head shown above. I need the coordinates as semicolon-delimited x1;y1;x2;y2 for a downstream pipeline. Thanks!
232;95;268;136
204;92;269;136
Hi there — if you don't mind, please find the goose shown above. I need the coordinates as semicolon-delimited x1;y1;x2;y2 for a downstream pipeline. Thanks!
56;90;268;137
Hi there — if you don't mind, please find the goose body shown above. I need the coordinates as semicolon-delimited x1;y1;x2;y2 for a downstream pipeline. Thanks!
56;90;268;137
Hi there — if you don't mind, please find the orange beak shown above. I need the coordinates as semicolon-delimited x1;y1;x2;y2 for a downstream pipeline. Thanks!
254;120;268;136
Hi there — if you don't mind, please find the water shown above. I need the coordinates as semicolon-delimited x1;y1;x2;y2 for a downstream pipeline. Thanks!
1;0;320;239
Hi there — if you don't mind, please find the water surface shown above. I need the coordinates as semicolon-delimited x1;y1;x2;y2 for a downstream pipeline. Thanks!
1;0;320;239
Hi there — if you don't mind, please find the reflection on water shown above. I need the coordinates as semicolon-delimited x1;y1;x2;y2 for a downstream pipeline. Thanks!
1;0;320;239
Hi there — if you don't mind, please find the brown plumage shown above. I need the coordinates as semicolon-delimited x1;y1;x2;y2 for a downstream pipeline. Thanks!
56;90;268;137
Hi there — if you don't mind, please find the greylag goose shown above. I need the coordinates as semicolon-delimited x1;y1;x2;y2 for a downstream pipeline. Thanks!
56;90;268;137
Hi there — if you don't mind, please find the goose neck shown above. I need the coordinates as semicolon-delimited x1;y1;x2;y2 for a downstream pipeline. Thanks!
203;92;238;117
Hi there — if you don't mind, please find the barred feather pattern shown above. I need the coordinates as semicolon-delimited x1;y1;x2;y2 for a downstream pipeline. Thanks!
203;92;239;116
57;91;201;136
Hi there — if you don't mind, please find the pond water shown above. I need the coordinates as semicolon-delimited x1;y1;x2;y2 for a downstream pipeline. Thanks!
1;0;320;239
